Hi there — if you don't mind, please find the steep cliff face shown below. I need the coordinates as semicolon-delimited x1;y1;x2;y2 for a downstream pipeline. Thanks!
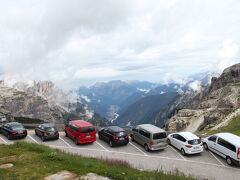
0;83;65;123
166;63;240;132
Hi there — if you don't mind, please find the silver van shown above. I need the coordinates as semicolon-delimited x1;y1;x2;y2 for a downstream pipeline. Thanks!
130;124;168;151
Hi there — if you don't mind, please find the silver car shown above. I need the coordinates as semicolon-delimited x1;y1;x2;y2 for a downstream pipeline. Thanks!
131;124;168;151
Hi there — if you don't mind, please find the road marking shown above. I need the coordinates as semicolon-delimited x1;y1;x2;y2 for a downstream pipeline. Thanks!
27;135;39;144
0;136;8;144
48;144;224;166
59;137;72;148
169;145;186;161
209;151;225;167
96;141;109;151
129;142;148;156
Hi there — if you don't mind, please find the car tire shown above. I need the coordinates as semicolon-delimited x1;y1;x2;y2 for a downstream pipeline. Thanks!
181;148;186;156
65;131;68;137
7;134;11;140
99;134;102;140
130;134;134;142
167;139;171;145
35;130;38;136
144;144;149;152
75;138;79;145
109;140;113;147
226;156;232;165
41;136;45;142
203;143;208;150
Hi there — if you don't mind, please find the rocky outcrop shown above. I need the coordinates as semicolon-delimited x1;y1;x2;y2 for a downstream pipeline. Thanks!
166;63;240;132
0;84;65;123
209;63;240;91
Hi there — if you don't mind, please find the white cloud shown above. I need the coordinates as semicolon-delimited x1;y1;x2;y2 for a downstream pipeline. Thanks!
0;0;240;88
188;80;202;92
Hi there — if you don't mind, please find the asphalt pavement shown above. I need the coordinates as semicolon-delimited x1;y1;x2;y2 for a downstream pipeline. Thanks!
0;131;240;180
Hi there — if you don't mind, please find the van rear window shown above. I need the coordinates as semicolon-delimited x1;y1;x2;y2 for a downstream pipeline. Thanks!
81;126;95;133
153;132;167;140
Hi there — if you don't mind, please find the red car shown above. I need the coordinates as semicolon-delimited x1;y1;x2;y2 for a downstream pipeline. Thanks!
64;120;96;145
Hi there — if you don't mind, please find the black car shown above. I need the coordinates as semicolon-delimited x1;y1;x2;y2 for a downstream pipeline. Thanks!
0;122;27;140
35;123;59;141
98;126;129;147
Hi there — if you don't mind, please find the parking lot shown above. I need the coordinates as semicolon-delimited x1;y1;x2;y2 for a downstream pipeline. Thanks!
0;131;240;180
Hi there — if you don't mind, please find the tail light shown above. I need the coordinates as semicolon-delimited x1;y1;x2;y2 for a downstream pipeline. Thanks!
237;148;240;159
55;131;58;135
125;135;129;139
185;144;192;148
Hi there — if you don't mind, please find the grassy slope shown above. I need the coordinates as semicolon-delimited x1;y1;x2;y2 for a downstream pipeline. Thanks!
204;115;240;135
0;142;196;180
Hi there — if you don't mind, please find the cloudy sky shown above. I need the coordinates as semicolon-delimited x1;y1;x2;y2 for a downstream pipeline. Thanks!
0;0;240;88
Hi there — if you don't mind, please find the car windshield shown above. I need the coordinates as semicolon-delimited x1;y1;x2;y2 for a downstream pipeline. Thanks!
116;131;126;137
46;127;57;132
81;126;95;133
153;132;167;140
11;125;24;131
188;139;201;145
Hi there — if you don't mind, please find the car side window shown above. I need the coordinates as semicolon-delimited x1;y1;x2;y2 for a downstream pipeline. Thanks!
132;128;138;132
177;135;186;142
69;123;78;132
208;136;217;142
139;129;150;138
217;137;236;152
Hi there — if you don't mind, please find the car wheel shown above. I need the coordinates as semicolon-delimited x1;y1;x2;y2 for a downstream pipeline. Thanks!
203;143;208;150
167;139;171;145
41;136;45;142
181;148;186;156
226;156;232;165
130;134;134;142
109;140;113;147
7;134;11;140
35;130;38;136
99;134;102;140
65;131;68;137
144;144;149;152
75;138;79;145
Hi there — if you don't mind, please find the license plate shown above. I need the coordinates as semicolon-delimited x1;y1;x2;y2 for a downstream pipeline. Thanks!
18;131;23;134
86;135;91;138
193;146;199;149
49;132;54;135
120;138;124;140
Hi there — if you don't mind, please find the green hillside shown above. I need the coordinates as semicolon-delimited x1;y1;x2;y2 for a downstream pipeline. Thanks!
204;115;240;136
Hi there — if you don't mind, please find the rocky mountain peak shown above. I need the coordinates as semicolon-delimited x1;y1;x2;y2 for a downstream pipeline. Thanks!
210;63;240;91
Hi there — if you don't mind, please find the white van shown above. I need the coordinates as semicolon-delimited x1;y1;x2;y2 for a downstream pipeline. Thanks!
131;124;168;151
203;133;240;165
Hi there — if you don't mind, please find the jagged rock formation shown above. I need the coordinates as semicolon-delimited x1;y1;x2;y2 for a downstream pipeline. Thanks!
166;63;240;132
0;83;65;123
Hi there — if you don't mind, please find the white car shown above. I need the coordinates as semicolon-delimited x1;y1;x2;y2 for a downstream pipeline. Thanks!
203;133;240;165
167;132;203;155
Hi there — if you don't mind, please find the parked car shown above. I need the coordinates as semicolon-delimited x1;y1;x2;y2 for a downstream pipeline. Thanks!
98;126;129;147
65;120;96;145
203;133;240;165
167;132;203;155
130;124;167;151
0;122;27;140
35;123;59;141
